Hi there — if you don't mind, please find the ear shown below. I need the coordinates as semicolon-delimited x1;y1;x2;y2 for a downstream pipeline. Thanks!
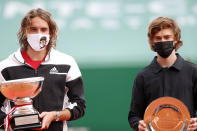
173;40;178;50
173;36;178;44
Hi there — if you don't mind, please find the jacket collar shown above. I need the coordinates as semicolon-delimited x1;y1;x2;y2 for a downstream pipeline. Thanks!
151;53;184;73
13;48;54;64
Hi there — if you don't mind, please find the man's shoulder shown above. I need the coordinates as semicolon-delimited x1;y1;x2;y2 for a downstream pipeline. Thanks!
136;63;153;78
183;59;197;70
177;54;197;69
52;49;73;58
0;52;17;70
49;49;77;64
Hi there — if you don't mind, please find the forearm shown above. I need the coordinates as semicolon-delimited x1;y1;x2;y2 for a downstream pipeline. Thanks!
129;74;146;130
128;113;141;131
40;109;71;129
55;109;71;121
47;105;85;122
0;111;6;127
66;77;86;120
0;96;7;127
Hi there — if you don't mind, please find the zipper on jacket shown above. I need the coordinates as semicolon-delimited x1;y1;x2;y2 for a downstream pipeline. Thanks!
35;69;38;75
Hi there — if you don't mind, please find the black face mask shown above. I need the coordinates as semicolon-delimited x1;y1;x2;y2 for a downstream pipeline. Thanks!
154;41;175;58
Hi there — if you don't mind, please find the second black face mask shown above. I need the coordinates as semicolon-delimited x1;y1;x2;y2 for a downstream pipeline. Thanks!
154;41;175;58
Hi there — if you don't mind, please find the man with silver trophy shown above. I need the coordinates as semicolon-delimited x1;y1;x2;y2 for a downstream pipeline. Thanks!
128;17;197;131
1;77;44;130
0;8;86;131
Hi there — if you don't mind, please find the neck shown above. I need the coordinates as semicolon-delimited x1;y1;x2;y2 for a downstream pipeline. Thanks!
26;46;47;61
157;50;177;68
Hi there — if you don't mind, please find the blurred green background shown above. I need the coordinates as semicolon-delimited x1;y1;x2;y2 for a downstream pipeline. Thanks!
0;0;197;131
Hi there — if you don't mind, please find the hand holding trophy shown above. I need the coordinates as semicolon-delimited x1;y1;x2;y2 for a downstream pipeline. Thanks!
144;97;190;131
0;77;44;131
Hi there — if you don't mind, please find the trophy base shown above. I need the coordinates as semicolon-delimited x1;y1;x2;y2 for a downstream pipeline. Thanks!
10;113;42;131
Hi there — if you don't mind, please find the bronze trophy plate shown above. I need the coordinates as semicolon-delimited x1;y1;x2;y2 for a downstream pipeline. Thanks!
144;97;190;131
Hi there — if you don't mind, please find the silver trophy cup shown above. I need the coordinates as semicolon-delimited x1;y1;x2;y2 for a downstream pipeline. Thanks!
0;77;44;130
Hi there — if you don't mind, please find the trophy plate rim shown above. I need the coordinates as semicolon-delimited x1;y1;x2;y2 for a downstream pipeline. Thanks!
144;97;190;131
1;77;44;85
0;77;44;100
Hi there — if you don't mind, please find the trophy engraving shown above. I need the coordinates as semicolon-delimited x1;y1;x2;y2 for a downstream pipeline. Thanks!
0;77;44;130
